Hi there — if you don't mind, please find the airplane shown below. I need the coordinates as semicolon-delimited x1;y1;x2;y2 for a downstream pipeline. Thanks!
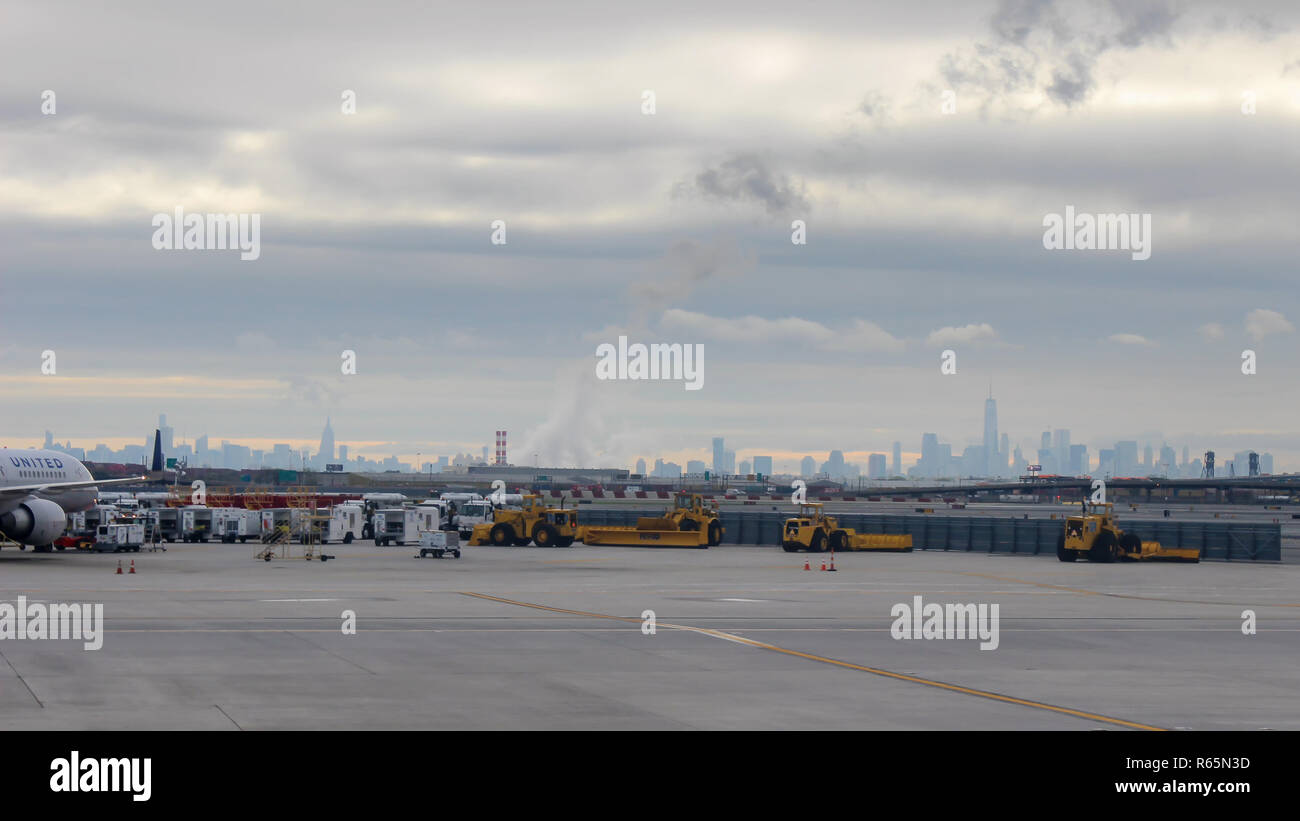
0;448;145;553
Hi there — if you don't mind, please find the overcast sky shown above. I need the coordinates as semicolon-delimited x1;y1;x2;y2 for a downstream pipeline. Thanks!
2;0;1298;473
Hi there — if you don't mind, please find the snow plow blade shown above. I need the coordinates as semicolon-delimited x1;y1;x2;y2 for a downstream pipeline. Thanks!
577;525;710;548
845;533;913;551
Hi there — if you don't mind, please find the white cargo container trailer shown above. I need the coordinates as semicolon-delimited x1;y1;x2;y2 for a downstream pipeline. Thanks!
260;508;303;541
180;506;214;542
213;508;261;543
146;507;180;542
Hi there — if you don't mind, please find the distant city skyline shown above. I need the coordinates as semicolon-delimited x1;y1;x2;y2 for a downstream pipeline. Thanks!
14;393;1281;481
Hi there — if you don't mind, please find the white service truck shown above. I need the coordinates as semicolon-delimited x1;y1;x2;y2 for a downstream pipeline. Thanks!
93;522;145;553
319;504;365;544
452;499;496;539
373;507;442;546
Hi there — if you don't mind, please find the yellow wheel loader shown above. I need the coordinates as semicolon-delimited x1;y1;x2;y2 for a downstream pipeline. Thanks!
1058;501;1199;563
781;503;911;553
468;495;577;547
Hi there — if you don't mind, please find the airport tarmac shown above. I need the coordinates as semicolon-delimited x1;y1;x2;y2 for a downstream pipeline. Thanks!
0;541;1295;730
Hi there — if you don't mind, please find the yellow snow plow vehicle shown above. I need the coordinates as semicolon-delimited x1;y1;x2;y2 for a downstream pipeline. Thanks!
781;504;912;553
468;495;577;547
579;493;724;548
1058;501;1199;563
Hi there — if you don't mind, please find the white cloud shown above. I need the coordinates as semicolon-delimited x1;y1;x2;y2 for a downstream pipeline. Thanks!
1107;333;1153;345
1245;309;1293;342
660;309;903;352
926;323;998;347
1198;322;1225;341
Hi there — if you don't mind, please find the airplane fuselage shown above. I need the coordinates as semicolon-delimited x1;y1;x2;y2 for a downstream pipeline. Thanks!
0;449;99;513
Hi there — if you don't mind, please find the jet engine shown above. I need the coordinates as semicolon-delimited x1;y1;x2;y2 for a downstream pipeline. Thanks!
0;498;67;545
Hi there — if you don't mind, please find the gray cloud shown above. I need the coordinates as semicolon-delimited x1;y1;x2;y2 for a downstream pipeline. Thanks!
939;0;1184;110
679;153;810;216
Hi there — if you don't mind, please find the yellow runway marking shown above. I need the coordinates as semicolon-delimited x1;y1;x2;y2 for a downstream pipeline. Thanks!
460;591;1167;731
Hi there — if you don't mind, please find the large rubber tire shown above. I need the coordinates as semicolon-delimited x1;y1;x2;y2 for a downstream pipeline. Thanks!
533;524;559;547
343;533;354;544
1056;531;1076;562
1089;531;1118;563
555;537;574;547
679;519;700;531
490;524;513;547
829;531;848;552
707;520;723;547
781;543;799;553
808;531;826;553
1119;531;1142;558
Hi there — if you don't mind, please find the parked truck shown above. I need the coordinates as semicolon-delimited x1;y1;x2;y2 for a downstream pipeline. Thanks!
373;507;442;546
452;498;497;539
93;522;144;553
321;503;365;544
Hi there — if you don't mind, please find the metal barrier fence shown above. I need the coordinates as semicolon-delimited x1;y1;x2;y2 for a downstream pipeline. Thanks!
575;508;1280;561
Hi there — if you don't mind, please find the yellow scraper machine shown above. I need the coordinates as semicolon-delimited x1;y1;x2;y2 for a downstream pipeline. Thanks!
781;503;912;553
1058;501;1199;563
578;493;724;548
467;495;577;547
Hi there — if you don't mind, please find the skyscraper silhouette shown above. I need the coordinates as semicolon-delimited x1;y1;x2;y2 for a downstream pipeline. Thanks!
318;417;335;463
983;388;998;477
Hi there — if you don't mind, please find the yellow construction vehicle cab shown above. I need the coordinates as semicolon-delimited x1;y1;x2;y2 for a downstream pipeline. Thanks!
782;503;912;553
469;495;577;547
1058;501;1198;563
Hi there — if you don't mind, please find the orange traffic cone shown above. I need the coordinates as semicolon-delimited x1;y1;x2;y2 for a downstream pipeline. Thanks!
803;559;810;571
826;555;837;572
129;560;136;575
820;559;826;571
115;560;122;575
